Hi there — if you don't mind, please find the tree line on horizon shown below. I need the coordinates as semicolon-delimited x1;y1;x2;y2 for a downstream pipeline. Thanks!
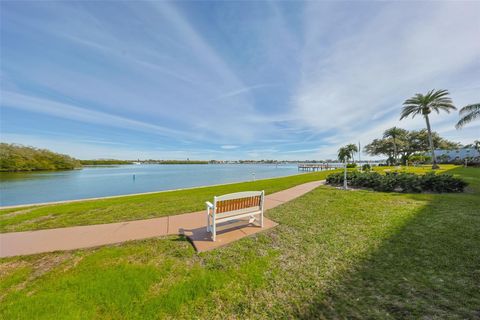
80;159;134;165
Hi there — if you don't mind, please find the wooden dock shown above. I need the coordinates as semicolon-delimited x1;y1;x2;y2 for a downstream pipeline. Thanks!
297;163;343;172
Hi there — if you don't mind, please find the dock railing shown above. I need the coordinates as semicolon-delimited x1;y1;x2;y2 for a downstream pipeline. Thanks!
297;163;343;172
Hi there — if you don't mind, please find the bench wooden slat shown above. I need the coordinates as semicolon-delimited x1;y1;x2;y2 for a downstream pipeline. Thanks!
216;196;261;214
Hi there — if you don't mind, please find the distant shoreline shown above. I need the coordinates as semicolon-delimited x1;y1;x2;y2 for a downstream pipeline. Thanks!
1;162;286;173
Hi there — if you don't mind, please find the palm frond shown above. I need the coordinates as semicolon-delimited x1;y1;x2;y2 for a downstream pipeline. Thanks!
459;103;480;116
456;109;480;129
429;89;450;100
337;147;350;162
401;89;455;120
383;127;407;138
403;95;423;105
400;104;422;119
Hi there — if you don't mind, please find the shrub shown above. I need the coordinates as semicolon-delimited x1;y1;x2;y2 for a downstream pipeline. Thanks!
395;173;422;193
373;174;397;192
346;163;357;168
362;164;371;171
326;171;467;193
419;172;467;193
326;172;344;185
408;154;432;164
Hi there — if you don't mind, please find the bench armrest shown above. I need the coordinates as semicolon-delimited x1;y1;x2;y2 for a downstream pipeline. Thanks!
205;201;214;209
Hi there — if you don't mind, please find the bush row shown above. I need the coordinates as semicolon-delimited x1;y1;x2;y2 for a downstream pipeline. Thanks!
326;171;467;193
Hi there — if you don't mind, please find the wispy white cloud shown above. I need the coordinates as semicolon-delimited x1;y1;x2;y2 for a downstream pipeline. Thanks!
215;84;276;100
221;145;239;150
283;148;321;154
1;91;187;139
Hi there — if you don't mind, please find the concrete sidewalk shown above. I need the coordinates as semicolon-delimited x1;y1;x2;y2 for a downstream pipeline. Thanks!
0;180;324;257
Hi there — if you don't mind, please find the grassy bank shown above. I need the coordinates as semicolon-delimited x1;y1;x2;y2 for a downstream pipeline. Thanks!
0;165;478;318
0;170;339;233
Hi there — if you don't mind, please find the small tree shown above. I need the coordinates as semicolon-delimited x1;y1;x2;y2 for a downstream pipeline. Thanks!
438;154;450;164
383;127;408;165
346;143;359;163
338;144;357;190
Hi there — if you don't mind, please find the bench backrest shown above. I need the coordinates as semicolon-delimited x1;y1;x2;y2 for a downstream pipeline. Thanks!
214;191;264;214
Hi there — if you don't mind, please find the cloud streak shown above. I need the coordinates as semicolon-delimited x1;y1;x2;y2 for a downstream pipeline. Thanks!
221;145;239;150
215;84;277;100
1;91;187;139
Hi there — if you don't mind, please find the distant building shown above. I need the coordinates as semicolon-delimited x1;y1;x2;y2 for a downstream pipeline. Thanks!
434;148;480;163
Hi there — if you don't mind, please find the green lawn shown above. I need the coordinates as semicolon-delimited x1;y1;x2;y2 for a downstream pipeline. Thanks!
1;165;478;318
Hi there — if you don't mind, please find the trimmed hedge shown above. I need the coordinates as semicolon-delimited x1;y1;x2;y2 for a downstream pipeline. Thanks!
326;171;467;193
362;164;371;171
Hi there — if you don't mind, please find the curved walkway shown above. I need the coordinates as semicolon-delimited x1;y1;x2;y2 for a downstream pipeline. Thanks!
0;181;325;257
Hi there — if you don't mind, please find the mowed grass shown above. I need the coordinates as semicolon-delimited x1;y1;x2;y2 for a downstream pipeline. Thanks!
1;165;478;318
0;170;338;232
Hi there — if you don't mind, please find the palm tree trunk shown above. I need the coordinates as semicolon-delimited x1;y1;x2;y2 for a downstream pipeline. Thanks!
424;115;439;169
343;160;347;190
393;137;397;165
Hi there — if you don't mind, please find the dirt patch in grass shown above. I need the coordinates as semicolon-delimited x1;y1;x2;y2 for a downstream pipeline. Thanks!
33;253;72;277
0;208;35;219
0;260;29;277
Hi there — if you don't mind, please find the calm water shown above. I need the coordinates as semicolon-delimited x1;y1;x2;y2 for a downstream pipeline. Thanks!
0;164;300;206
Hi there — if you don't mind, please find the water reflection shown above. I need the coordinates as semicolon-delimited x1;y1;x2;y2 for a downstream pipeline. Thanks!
0;164;299;206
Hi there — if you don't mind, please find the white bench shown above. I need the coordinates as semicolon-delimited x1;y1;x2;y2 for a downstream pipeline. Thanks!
205;191;265;241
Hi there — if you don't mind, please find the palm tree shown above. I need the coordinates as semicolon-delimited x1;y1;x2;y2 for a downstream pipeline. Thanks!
383;127;407;165
338;144;358;189
400;89;456;169
338;147;350;190
345;143;359;163
464;140;480;152
456;103;480;129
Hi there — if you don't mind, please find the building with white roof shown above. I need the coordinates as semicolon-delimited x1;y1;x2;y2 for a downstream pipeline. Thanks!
434;148;480;163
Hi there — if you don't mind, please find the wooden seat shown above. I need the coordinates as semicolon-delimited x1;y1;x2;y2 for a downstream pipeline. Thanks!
205;191;264;241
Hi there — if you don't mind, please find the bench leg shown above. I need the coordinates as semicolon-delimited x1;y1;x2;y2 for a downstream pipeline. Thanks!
212;217;216;241
260;211;264;228
206;212;210;232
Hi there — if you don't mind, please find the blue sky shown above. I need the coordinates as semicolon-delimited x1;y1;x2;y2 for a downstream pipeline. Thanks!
1;1;479;160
